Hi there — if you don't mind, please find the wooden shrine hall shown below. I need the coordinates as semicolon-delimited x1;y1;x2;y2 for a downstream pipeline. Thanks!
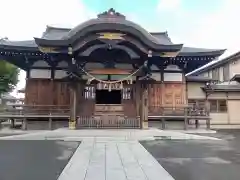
0;8;225;129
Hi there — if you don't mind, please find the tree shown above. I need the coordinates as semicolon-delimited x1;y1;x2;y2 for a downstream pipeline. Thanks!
0;60;19;95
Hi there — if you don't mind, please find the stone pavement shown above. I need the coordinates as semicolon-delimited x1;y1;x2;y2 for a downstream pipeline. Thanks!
58;140;174;180
0;128;221;180
0;128;220;141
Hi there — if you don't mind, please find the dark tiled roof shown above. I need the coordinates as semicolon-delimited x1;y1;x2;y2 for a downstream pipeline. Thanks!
0;8;225;57
42;26;174;45
41;26;70;40
0;39;37;47
150;32;173;45
188;51;240;76
0;26;225;57
179;47;226;56
230;74;240;82
186;75;212;82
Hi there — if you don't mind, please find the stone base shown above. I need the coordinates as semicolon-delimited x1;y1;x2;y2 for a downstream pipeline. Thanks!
69;121;76;130
142;121;149;129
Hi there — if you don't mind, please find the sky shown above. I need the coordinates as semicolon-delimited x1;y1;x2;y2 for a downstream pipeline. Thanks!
0;0;240;96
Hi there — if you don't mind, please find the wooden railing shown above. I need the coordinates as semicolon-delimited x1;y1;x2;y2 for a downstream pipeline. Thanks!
0;105;70;118
148;105;210;129
77;115;140;129
149;106;209;117
0;104;210;129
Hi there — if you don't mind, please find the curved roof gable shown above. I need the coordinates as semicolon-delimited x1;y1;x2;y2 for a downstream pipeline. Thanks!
34;8;183;51
41;26;174;45
64;11;161;44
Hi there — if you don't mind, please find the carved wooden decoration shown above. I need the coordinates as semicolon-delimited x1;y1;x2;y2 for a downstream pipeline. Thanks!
163;83;185;107
38;47;58;53
98;33;125;40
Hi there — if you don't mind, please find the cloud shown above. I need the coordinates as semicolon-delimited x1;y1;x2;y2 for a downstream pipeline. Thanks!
187;0;240;57
155;0;240;59
0;0;96;40
0;0;96;96
157;0;181;11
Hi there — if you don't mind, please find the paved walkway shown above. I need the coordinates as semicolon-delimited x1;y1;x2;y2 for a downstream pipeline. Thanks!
58;140;174;180
0;128;219;141
0;128;221;180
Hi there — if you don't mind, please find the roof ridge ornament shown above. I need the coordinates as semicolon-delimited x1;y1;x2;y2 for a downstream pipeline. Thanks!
97;8;126;19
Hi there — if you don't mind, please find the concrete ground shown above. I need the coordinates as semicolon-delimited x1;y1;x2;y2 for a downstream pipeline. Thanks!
0;128;220;141
141;130;240;180
0;140;79;180
1;128;240;180
0;134;21;137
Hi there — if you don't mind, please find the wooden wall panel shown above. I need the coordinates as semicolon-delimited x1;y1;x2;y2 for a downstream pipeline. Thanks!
52;81;70;106
147;82;187;115
25;79;70;106
163;83;186;107
25;79;38;104
148;83;162;114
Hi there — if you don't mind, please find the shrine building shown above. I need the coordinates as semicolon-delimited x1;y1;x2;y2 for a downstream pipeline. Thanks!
0;9;227;129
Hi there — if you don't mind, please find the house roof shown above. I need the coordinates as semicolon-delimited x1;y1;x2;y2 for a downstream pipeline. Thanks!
202;81;240;92
230;74;240;83
187;50;240;76
203;84;240;92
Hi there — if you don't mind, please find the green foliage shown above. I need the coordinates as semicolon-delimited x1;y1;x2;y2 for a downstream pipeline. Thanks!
0;60;19;95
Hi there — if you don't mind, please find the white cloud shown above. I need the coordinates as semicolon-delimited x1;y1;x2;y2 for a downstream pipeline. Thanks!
0;0;96;97
155;0;240;60
0;0;96;40
157;0;181;11
187;0;240;58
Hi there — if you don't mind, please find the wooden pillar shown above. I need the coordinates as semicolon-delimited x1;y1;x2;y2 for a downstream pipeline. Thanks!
69;83;77;129
135;82;141;117
141;83;148;129
160;65;165;112
22;118;28;130
205;93;211;129
184;107;188;130
49;117;52;130
160;65;165;128
10;119;15;129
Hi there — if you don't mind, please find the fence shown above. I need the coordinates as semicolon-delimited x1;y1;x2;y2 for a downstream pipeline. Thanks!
77;115;140;129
